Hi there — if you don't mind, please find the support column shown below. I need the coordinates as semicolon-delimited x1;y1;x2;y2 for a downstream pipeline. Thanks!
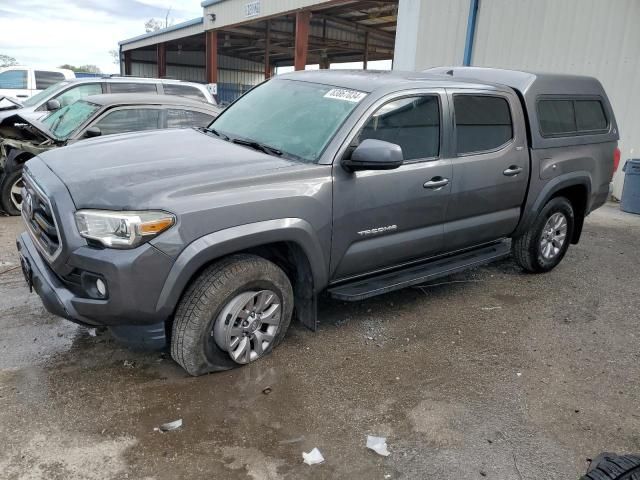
156;42;166;78
123;50;132;76
264;21;271;78
363;32;369;70
294;11;310;71
206;30;218;84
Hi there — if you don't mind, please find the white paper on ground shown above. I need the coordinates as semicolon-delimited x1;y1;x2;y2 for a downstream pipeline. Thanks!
302;447;325;465
366;435;390;456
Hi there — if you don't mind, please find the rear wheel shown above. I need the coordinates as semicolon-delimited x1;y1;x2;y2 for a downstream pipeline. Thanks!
512;196;574;273
171;254;294;376
0;167;24;216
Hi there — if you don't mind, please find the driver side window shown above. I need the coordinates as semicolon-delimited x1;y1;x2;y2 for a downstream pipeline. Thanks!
357;96;440;161
53;83;103;108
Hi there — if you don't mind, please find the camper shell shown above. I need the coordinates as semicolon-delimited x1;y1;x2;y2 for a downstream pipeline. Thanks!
426;66;619;149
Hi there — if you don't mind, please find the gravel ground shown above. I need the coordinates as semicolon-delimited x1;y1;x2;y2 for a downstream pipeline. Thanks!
0;203;639;480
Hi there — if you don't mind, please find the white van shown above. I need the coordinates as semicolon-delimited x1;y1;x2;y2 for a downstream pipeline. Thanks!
0;66;75;100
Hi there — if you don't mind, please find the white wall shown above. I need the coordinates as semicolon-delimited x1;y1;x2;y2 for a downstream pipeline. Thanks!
395;0;640;198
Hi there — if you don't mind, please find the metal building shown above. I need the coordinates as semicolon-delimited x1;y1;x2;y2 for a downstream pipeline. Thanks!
119;0;638;197
119;1;398;104
395;0;640;198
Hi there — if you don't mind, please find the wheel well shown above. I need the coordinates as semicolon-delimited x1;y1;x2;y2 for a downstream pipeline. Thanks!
552;184;588;244
242;242;317;330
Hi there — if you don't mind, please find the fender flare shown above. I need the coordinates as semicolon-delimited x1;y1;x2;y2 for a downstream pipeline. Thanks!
514;171;592;238
154;218;328;319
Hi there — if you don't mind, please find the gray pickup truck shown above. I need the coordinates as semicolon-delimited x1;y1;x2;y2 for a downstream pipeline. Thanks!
16;68;619;375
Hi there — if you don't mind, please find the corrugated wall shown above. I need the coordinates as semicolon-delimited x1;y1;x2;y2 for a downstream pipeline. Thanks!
394;0;468;70
471;0;640;198
129;49;264;104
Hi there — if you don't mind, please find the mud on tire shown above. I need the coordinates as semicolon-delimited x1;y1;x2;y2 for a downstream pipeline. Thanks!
171;254;294;376
512;196;575;273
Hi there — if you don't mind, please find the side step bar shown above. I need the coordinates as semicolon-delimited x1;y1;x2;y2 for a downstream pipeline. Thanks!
328;241;511;302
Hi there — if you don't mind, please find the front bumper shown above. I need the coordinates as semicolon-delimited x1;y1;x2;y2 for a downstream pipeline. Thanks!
17;232;170;350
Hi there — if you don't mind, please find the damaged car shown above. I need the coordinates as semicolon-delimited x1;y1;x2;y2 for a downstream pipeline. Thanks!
0;94;221;214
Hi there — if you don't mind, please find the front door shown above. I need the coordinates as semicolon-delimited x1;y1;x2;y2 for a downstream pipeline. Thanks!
443;90;530;252
330;91;452;280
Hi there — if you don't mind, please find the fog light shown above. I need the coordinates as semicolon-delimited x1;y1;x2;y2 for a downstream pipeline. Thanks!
96;278;107;297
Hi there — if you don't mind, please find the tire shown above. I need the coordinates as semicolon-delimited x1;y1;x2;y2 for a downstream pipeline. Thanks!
580;452;640;480
512;196;575;273
171;254;294;376
0;166;24;216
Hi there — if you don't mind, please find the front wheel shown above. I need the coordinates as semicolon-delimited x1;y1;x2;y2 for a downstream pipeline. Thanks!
512;196;575;273
0;167;25;216
171;254;294;376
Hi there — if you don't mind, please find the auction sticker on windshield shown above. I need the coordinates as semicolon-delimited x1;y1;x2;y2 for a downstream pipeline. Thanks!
324;88;367;103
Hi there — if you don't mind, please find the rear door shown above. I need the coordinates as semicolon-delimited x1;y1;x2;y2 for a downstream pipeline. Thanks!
442;89;529;251
330;90;452;280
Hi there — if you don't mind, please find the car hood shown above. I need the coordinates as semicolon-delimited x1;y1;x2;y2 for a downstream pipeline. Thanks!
0;95;23;111
38;128;304;209
0;113;56;143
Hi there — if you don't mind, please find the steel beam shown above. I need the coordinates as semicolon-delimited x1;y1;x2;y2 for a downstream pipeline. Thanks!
294;11;311;71
156;43;167;78
206;30;218;83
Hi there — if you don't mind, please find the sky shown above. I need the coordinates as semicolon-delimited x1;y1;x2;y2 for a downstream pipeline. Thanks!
0;0;202;74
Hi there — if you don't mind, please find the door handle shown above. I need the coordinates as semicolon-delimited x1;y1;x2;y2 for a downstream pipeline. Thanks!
16;94;28;98
423;177;450;190
503;166;523;177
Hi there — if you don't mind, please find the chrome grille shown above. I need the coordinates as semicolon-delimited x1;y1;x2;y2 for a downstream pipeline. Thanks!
21;172;62;261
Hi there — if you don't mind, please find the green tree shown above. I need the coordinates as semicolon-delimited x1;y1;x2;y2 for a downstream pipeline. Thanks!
58;64;102;73
0;54;18;68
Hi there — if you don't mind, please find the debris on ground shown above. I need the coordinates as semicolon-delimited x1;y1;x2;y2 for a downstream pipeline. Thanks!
302;448;325;465
123;360;135;368
481;306;502;311
155;419;183;432
262;386;272;395
278;436;304;445
516;372;522;377
366;435;390;456
87;328;97;337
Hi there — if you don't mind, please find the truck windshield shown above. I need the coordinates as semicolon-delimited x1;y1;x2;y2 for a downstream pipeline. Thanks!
41;100;100;140
210;79;366;163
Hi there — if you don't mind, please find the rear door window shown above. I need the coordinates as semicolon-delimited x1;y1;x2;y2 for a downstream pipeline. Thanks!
0;70;27;89
454;95;513;154
109;82;158;94
35;71;66;90
163;84;207;101
166;109;214;128
91;108;162;136
357;95;440;160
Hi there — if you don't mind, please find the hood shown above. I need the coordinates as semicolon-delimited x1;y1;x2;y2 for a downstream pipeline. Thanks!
0;114;55;143
0;95;22;111
38;128;303;209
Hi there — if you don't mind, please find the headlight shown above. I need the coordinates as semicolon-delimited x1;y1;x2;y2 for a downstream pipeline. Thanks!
75;210;175;249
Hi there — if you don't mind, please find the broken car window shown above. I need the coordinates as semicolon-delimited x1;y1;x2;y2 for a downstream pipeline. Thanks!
42;100;100;140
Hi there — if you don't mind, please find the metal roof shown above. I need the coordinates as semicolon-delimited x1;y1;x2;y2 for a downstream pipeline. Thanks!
119;17;204;48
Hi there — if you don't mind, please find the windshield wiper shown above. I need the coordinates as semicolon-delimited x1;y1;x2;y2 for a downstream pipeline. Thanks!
232;138;282;156
207;127;229;140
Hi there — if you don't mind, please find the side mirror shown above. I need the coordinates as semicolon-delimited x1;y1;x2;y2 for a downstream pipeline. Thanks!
342;138;404;172
45;99;61;111
85;126;102;138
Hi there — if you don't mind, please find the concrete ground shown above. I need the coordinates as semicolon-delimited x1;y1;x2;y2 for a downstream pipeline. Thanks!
0;204;639;480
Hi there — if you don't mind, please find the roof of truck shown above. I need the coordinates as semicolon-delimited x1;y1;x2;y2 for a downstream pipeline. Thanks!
279;69;511;93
